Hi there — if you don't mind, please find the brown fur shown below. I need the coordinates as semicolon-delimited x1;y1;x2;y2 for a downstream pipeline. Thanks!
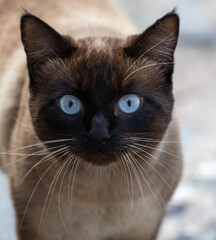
0;0;183;239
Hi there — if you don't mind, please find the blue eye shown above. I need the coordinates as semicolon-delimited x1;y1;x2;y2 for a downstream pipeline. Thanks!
118;94;141;114
59;95;82;115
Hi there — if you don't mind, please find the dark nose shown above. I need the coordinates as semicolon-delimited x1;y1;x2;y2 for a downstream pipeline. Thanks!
88;112;110;147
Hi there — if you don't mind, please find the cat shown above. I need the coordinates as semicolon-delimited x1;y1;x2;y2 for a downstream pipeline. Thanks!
0;0;183;239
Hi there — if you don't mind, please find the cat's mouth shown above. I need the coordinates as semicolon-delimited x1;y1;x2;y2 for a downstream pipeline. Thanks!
69;134;118;165
75;138;121;166
83;152;118;166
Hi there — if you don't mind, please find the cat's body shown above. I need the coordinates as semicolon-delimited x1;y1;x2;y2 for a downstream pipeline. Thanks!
0;0;183;240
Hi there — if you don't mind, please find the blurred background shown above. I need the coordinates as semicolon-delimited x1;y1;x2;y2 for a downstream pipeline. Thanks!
0;0;216;239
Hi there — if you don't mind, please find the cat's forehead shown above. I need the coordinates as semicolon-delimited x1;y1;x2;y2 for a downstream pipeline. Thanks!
71;38;163;94
41;36;164;105
41;37;126;94
69;37;126;94
76;36;124;51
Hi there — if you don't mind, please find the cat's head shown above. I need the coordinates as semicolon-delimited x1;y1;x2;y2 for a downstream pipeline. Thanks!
21;11;179;165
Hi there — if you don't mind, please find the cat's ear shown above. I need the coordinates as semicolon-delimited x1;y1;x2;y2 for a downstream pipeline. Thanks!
21;13;77;65
124;11;179;62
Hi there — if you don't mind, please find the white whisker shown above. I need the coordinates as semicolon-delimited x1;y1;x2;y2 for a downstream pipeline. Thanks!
38;150;72;232
128;151;165;209
126;136;182;144
58;157;72;234
0;145;66;169
124;152;148;216
13;117;33;128
122;153;134;205
130;148;174;193
129;144;178;182
1;138;74;154
123;62;173;83
17;146;69;186
20;157;61;228
118;156;131;203
69;158;79;208
133;142;183;161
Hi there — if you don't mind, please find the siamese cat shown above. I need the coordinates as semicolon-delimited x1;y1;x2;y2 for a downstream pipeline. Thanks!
0;0;183;239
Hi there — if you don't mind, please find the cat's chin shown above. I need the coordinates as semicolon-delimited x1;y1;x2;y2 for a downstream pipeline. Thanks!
83;152;118;166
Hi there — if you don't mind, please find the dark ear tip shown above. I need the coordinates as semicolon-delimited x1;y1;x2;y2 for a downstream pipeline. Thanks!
158;10;180;34
21;14;32;32
21;13;43;37
21;13;35;24
171;7;178;14
20;13;40;42
163;9;180;24
21;14;31;36
21;10;43;27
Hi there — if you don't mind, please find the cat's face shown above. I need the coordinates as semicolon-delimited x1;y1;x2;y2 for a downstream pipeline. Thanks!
21;12;179;165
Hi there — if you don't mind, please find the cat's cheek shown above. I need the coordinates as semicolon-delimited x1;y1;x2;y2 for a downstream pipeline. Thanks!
30;105;83;140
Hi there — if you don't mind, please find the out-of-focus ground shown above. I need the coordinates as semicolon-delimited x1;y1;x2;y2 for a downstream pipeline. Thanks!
0;0;216;239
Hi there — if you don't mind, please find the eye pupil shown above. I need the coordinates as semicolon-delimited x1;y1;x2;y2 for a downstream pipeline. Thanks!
68;101;73;108
127;100;132;107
